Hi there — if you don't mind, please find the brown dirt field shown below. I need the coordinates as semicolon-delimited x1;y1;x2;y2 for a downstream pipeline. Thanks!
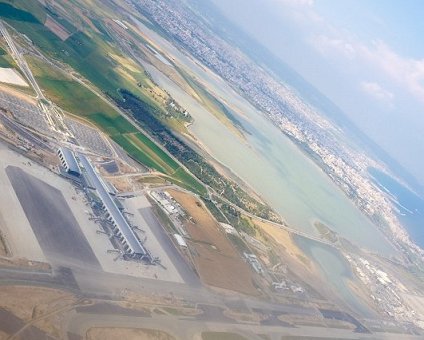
86;327;176;340
105;176;133;192
0;257;50;270
223;309;263;324
253;220;305;262
0;285;78;338
167;189;258;296
44;15;71;41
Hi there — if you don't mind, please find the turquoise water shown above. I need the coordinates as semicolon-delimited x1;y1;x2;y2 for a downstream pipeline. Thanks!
132;18;398;312
140;58;395;257
296;236;375;318
369;167;424;248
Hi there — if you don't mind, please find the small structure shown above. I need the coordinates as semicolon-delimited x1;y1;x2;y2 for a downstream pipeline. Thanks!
173;234;188;248
113;19;128;30
243;252;264;275
220;223;238;235
57;147;81;177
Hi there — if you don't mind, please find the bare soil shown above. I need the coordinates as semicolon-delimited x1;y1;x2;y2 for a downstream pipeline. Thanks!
167;189;258;296
44;15;71;41
0;285;77;338
86;327;176;340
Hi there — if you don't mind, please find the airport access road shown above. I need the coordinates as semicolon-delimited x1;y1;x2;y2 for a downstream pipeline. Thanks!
0;21;44;100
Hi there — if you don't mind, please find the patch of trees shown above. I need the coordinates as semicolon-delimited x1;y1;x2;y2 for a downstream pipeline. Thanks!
115;89;280;221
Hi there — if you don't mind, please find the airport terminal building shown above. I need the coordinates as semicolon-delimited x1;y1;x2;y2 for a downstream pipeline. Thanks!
78;154;152;262
57;147;81;177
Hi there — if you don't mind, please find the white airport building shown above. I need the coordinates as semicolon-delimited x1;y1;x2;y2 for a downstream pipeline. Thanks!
57;147;81;177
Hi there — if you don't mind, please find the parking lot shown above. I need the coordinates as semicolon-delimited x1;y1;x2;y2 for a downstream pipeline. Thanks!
65;118;113;157
0;90;50;135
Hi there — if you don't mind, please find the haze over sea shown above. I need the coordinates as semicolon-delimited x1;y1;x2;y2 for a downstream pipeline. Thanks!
369;168;424;249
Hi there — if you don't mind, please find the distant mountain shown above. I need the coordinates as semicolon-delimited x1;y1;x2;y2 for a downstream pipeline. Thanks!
187;0;424;195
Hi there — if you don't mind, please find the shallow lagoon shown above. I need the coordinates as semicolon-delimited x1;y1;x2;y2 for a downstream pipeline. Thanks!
133;18;397;312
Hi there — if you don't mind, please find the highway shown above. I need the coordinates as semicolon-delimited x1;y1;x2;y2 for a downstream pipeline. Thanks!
0;20;71;137
0;21;44;100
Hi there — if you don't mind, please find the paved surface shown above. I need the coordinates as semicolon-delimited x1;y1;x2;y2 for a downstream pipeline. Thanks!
65;118;112;157
6;166;100;270
0;308;55;340
0;91;50;134
138;205;201;287
0;146;45;261
0;145;420;339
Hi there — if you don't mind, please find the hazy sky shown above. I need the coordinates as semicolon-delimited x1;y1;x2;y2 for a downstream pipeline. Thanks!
211;0;424;184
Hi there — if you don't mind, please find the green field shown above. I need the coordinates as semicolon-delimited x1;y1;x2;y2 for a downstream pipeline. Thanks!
0;44;14;68
0;1;144;96
112;132;175;173
0;0;206;194
27;56;118;116
25;55;205;195
111;132;205;193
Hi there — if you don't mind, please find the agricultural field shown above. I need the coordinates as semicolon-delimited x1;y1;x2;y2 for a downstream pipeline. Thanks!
0;0;145;95
0;0;208;194
25;55;204;194
27;56;117;117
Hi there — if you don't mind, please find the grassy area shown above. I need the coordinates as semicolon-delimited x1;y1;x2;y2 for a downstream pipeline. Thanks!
27;56;117;116
137;176;167;184
26;54;205;195
0;54;13;68
112;132;175;173
0;0;143;96
178;67;247;135
0;44;15;68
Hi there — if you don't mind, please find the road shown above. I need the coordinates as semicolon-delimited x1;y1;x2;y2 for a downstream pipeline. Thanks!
0;113;51;150
0;21;71;137
0;265;419;340
0;21;43;100
1;18;328;249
